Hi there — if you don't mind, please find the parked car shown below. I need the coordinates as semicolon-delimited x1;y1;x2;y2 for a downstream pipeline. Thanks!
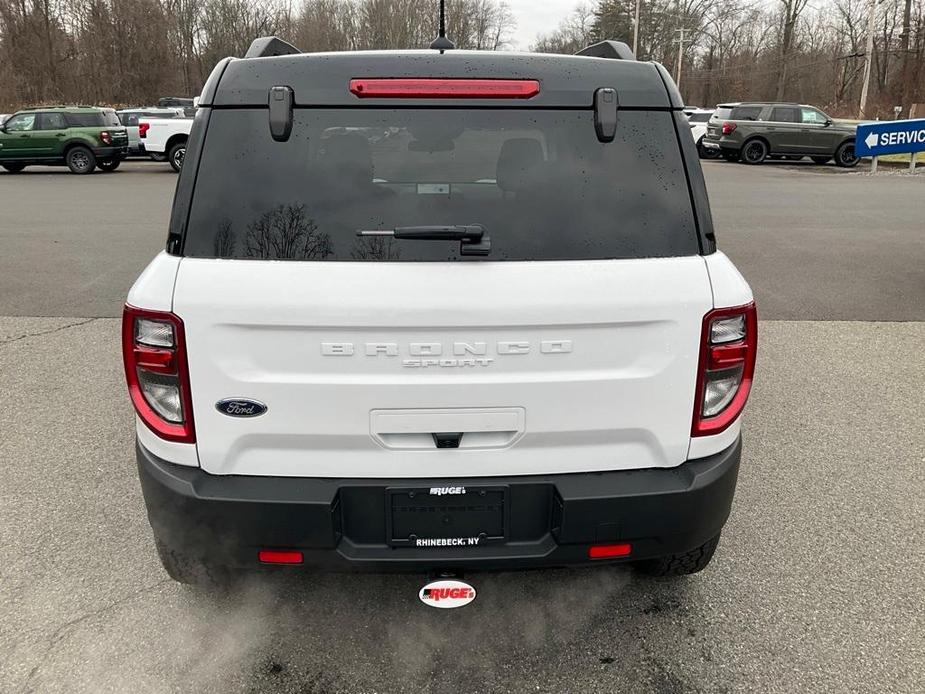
138;116;193;171
157;97;198;117
0;106;128;174
702;102;859;166
124;37;756;585
117;108;183;155
685;108;719;158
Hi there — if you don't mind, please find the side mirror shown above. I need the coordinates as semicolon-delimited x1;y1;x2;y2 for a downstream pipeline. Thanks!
0;125;6;133
824;119;833;127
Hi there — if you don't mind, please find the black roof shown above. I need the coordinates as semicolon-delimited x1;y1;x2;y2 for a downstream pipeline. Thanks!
202;49;681;110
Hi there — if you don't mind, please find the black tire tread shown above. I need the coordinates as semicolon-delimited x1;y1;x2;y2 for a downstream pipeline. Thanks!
636;533;721;577
66;145;96;174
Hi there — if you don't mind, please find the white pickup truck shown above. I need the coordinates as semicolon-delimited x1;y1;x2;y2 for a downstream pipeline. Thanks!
139;116;194;171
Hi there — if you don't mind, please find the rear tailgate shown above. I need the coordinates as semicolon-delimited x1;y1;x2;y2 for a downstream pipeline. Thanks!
174;257;711;478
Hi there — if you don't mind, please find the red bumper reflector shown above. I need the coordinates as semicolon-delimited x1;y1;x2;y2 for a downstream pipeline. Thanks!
588;543;632;559
258;550;303;565
349;78;540;99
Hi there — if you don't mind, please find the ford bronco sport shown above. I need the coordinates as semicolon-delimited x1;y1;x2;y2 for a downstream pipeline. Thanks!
0;106;128;173
124;36;757;585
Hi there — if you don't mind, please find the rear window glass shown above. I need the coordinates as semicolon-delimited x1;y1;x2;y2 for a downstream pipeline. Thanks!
712;108;732;120
65;111;119;127
688;112;712;123
730;106;762;121
183;109;698;261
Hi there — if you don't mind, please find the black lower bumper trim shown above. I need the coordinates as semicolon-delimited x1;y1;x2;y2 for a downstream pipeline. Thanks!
137;437;741;571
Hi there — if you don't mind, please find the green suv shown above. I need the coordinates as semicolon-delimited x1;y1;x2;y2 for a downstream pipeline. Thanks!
702;102;859;167
0;106;129;174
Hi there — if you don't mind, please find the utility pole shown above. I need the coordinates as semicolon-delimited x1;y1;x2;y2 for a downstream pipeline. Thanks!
858;0;878;119
633;0;641;57
675;29;689;91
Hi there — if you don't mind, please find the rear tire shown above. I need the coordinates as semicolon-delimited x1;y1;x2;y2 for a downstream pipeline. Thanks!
155;539;236;587
66;146;96;174
98;158;122;172
168;141;187;172
740;139;768;165
811;156;831;165
697;139;721;159
834;141;859;168
2;163;26;173
635;533;721;577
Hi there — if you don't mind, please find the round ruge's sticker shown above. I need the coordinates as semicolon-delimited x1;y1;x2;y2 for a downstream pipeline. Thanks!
419;580;476;609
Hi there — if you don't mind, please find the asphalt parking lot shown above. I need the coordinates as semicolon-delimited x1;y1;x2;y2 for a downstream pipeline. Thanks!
1;161;923;693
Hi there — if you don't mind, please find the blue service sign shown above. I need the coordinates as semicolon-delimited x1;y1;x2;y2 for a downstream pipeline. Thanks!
855;118;925;157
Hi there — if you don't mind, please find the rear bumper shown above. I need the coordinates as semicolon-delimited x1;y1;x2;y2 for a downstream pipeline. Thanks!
93;145;128;158
703;136;740;152
137;437;741;572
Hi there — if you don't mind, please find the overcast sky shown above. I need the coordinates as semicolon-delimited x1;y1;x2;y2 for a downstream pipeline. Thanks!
504;0;579;50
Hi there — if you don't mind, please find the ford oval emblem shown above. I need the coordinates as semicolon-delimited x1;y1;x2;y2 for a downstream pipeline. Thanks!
215;398;267;418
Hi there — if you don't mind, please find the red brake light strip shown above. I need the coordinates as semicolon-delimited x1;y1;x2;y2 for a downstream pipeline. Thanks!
349;78;540;99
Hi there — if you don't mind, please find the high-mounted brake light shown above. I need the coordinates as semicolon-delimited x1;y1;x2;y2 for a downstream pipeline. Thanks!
721;121;736;136
122;305;195;443
138;122;150;138
692;302;757;437
349;78;540;99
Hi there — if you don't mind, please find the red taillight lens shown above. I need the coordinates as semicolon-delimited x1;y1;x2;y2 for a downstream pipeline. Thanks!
258;550;304;565
100;131;112;145
349;78;540;99
122;305;195;443
721;121;736;136
692;302;757;437
588;543;632;559
139;122;149;138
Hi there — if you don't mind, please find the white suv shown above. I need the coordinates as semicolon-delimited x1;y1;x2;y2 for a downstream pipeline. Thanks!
123;38;756;584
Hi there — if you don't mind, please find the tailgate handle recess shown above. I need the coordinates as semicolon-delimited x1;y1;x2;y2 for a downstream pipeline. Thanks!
371;408;525;451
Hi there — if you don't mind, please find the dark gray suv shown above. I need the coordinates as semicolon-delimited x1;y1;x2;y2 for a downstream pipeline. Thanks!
701;102;859;167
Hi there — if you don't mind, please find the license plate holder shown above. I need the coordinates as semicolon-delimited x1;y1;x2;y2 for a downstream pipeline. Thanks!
387;486;507;548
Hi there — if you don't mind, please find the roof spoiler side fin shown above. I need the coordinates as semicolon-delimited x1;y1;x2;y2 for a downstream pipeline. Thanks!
576;40;635;61
245;37;302;59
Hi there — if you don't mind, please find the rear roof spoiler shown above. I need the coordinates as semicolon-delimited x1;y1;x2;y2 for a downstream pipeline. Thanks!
576;41;635;61
245;36;302;59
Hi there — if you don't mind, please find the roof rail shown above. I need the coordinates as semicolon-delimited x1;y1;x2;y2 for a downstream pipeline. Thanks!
22;104;96;110
245;36;301;59
576;40;635;61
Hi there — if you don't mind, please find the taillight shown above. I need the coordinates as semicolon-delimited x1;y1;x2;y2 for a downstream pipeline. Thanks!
122;305;195;443
139;122;149;138
349;78;540;99
692;303;757;437
721;121;736;136
100;131;112;145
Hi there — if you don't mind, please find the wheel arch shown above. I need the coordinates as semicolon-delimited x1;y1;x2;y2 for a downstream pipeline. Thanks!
742;134;771;150
166;133;189;151
62;138;93;154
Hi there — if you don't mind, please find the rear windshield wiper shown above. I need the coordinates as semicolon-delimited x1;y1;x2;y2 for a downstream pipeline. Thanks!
357;224;491;256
